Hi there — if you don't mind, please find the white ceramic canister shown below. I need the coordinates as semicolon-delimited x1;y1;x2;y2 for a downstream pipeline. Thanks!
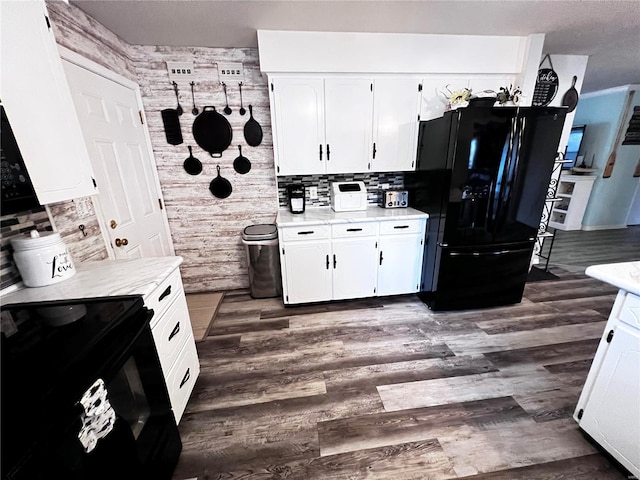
10;230;76;287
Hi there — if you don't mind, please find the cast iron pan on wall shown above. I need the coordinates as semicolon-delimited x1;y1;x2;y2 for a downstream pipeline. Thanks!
193;106;232;157
183;146;202;175
243;105;263;147
209;165;232;199
161;108;183;145
233;145;251;174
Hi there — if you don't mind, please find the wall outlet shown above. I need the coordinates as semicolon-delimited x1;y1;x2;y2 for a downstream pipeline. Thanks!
166;61;195;82
380;183;390;190
308;186;318;200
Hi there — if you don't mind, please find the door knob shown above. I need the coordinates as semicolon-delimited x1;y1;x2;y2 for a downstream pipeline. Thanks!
110;220;117;229
115;238;128;247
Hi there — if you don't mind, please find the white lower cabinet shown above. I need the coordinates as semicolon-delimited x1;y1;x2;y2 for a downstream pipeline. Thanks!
145;267;200;424
279;216;426;305
332;237;378;300
283;240;333;304
377;234;423;296
574;291;640;478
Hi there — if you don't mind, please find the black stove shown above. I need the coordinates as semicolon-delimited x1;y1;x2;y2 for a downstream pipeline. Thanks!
1;296;181;480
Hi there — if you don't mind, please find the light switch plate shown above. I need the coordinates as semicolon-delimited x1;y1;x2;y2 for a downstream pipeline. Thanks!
74;197;94;218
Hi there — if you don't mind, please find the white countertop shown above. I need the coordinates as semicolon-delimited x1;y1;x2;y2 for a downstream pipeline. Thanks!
276;206;428;226
585;261;640;296
1;256;183;305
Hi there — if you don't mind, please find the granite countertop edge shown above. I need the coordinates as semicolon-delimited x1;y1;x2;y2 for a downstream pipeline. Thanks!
585;261;640;297
1;256;183;306
276;206;429;226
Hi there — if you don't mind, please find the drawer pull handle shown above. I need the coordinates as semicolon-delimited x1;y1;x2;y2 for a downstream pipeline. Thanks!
394;225;410;229
159;285;172;302
346;228;363;232
297;231;314;235
333;254;337;269
179;368;191;388
379;251;384;265
168;322;181;341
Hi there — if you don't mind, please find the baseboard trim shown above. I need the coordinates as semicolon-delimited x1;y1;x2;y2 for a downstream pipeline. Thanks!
581;224;628;231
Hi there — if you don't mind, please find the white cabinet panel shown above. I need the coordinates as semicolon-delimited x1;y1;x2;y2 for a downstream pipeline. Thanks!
377;234;423;296
372;78;422;172
151;293;191;375
282;240;333;304
332;237;378;300
578;323;640;477
324;78;373;174
271;77;325;175
0;1;96;204
166;336;200;424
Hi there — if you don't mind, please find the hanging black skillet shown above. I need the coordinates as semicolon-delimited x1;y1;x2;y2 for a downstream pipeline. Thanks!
192;106;232;157
183;146;202;175
209;165;232;199
233;145;251;174
244;105;263;147
562;76;579;113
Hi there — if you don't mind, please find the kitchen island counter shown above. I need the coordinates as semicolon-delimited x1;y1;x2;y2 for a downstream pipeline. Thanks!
1;256;183;305
276;206;428;226
585;261;640;296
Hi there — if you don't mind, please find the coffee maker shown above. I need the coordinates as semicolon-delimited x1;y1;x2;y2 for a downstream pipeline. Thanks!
287;184;305;214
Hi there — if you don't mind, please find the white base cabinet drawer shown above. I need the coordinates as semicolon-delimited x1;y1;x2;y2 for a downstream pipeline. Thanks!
166;335;200;424
145;269;184;327
151;293;191;375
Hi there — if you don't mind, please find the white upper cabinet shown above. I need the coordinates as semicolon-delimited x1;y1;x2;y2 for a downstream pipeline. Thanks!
271;76;373;175
372;78;422;172
0;1;96;205
271;77;325;175
324;77;373;174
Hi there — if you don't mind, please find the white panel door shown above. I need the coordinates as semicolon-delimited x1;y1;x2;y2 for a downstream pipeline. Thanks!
579;323;640;478
283;241;332;304
271;77;325;175
325;78;373;174
0;1;96;204
332;237;378;300
62;60;174;259
377;235;423;296
372;78;422;172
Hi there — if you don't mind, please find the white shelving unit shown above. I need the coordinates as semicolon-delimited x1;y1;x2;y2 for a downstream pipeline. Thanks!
548;173;596;231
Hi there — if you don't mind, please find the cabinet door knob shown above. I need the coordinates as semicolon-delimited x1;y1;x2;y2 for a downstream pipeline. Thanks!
110;220;117;229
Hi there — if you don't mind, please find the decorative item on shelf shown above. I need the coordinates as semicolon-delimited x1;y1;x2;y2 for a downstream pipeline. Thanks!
468;90;498;107
532;54;559;107
572;153;597;175
497;84;522;106
441;85;472;110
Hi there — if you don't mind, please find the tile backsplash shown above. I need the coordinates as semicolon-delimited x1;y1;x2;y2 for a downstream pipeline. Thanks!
277;172;405;208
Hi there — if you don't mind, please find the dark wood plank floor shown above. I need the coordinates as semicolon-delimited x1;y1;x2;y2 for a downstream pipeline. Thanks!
548;225;640;270
172;261;632;479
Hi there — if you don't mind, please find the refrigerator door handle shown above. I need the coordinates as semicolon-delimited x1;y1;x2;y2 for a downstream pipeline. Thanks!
448;248;531;257
493;115;519;226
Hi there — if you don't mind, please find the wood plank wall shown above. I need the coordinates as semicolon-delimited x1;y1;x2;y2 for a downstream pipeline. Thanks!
47;1;278;292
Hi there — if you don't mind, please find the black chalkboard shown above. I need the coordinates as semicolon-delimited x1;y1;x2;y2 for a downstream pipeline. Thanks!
532;55;559;107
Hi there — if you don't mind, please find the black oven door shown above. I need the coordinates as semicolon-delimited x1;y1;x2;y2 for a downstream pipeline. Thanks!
1;298;181;480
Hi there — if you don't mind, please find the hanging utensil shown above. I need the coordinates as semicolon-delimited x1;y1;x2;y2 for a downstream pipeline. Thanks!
243;105;263;147
222;83;232;115
603;90;636;178
562;76;579;113
233;145;251;174
172;81;183;116
160;108;183;145
239;82;246;116
190;81;199;115
183;146;202;175
192;106;233;157
209;165;232;199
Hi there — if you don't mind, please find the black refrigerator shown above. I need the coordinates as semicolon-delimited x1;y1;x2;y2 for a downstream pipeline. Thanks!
405;106;566;311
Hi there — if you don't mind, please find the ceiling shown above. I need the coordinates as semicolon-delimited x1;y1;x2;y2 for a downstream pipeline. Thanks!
70;0;640;93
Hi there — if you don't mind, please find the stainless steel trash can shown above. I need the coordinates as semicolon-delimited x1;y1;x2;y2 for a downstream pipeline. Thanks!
241;224;282;299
